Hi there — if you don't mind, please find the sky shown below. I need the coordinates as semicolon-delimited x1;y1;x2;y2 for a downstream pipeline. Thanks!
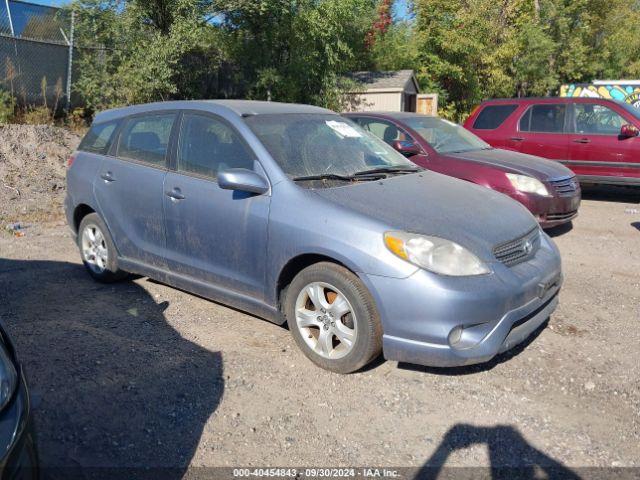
393;0;412;21
26;0;68;6
30;0;412;20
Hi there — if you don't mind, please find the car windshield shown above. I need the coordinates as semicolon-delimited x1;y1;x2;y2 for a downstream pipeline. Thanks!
402;116;491;154
244;113;416;179
617;101;640;121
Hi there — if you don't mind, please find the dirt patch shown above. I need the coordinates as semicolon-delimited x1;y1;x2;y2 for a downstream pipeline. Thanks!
0;124;81;225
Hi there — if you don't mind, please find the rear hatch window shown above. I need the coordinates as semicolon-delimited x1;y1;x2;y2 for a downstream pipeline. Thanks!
473;105;518;130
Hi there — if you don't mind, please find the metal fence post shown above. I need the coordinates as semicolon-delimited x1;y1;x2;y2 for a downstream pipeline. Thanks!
4;0;14;36
65;10;75;113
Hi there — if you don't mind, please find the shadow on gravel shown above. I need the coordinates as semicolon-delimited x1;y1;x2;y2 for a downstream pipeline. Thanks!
545;221;574;237
0;259;224;480
416;424;581;479
580;185;640;204
397;320;548;376
632;222;640;232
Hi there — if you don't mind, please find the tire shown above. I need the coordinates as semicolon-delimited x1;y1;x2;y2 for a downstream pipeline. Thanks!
284;262;382;373
77;213;128;283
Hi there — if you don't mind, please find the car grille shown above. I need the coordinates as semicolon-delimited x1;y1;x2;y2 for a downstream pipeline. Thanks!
547;210;578;221
493;227;541;267
549;176;579;196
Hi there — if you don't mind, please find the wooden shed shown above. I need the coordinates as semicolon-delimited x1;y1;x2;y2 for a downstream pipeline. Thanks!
343;70;432;113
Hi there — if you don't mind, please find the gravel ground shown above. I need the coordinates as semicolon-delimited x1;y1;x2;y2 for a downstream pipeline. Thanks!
0;187;637;479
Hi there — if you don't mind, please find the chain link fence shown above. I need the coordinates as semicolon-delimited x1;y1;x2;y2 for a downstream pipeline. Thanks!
0;0;73;110
0;1;247;112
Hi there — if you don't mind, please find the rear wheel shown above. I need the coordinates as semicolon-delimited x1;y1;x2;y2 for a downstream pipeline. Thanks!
284;262;382;373
78;213;128;283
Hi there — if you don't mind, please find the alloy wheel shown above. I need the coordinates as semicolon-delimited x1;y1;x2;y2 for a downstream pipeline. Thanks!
81;223;108;274
294;282;357;359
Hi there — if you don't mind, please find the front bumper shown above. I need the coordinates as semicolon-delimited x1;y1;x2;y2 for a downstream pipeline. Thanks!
382;285;559;367
510;190;581;229
362;234;562;368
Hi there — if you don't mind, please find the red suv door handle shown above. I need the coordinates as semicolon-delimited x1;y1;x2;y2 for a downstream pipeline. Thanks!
572;138;591;144
510;137;524;142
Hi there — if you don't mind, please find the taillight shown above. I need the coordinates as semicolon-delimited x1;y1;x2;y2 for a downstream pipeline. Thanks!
67;153;77;168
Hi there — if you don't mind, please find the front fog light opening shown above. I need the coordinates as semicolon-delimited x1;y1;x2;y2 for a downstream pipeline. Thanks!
448;325;463;346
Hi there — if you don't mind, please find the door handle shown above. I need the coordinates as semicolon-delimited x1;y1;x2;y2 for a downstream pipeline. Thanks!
100;172;115;183
573;138;591;144
510;137;524;142
166;188;185;202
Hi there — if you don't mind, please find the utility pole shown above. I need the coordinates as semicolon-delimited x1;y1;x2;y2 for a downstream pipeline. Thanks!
65;10;75;113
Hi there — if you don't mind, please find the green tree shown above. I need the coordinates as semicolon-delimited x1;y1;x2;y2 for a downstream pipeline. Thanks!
413;0;640;118
221;0;376;109
71;0;223;111
369;21;419;72
69;0;640;118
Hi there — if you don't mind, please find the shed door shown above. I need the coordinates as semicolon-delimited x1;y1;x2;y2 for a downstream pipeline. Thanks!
405;94;417;112
417;95;438;115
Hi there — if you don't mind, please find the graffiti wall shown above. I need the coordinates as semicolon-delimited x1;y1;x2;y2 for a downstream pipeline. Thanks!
560;83;640;108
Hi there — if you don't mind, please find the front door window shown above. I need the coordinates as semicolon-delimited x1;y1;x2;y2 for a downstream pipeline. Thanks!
573;104;627;135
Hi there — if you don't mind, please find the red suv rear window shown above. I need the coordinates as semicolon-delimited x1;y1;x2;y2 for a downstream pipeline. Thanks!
472;105;518;130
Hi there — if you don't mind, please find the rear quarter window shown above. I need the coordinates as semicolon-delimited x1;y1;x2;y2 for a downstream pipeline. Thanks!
78;121;119;154
472;105;518;130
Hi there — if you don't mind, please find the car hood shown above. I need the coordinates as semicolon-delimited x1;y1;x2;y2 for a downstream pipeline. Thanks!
313;171;538;261
443;148;574;180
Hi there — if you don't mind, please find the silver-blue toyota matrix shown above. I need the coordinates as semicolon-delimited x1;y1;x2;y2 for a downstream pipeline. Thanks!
66;100;562;373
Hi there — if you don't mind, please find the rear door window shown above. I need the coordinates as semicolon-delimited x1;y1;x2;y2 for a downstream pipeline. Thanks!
117;113;176;166
519;104;567;133
472;105;517;130
177;113;255;178
78;121;118;154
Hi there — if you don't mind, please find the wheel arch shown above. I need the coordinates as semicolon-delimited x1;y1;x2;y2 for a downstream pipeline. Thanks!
73;205;123;258
73;203;96;233
275;253;356;310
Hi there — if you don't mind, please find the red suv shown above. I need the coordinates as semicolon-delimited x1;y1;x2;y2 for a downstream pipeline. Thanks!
465;97;640;186
343;112;581;228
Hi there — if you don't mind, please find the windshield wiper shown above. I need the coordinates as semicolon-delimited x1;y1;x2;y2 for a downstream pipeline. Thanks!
445;149;476;154
292;173;356;182
292;166;421;183
351;166;422;177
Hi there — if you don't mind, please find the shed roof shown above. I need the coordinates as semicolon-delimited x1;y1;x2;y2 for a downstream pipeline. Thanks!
344;70;419;93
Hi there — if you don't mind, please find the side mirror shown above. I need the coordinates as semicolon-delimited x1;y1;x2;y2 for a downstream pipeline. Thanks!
620;124;639;138
392;140;422;157
218;168;269;195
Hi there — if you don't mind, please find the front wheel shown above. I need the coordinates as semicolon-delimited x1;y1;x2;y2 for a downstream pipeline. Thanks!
78;213;128;283
284;262;382;373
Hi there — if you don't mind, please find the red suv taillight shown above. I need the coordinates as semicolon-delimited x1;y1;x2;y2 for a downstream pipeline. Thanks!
67;153;77;168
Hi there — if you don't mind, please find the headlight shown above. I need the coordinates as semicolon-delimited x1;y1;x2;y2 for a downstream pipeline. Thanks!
384;232;490;276
0;344;17;411
506;173;549;196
